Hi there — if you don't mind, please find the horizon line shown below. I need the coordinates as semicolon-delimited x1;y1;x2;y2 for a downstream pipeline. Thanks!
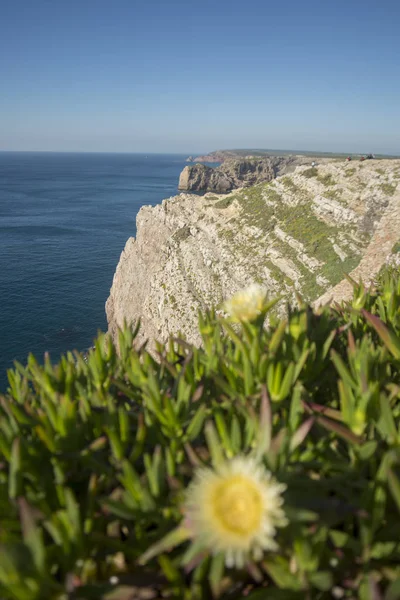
0;148;399;158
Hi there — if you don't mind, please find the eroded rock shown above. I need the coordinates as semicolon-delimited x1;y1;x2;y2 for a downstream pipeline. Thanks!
106;160;400;348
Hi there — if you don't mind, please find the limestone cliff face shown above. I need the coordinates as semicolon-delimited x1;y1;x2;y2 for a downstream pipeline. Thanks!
179;163;234;193
106;160;400;347
178;158;276;193
178;156;334;193
186;150;238;163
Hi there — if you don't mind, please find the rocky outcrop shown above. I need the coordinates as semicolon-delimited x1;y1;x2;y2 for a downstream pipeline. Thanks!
186;151;238;163
185;149;366;164
178;156;318;193
179;163;235;193
106;159;400;348
315;185;400;307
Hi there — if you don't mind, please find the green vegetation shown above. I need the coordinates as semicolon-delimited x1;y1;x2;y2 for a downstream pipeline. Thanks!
169;294;177;307
272;202;358;286
220;228;234;241
265;187;283;202
302;167;318;178
1;271;400;598
225;183;367;299
344;168;356;177
281;176;301;193
380;183;397;196
324;188;343;201
317;173;335;186
392;241;400;253
173;226;191;243
214;196;235;209
237;186;276;232
320;254;360;287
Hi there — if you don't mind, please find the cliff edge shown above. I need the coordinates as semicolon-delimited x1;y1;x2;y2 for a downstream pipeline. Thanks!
178;156;321;193
106;160;400;347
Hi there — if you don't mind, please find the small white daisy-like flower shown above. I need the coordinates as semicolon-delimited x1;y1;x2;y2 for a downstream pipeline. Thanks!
184;456;287;568
223;284;267;322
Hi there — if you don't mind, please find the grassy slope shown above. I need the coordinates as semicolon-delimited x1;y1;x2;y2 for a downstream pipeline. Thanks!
203;161;399;303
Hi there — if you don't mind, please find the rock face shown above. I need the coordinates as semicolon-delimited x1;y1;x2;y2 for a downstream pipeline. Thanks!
179;163;235;193
185;149;365;164
178;156;316;193
186;151;237;163
106;159;400;348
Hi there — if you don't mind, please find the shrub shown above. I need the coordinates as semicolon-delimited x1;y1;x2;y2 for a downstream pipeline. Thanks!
172;226;191;243
302;167;318;178
317;173;335;187
214;196;234;209
1;271;400;599
380;183;397;197
392;241;400;254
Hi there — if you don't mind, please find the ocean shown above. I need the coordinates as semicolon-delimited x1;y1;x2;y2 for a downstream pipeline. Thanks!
0;152;189;391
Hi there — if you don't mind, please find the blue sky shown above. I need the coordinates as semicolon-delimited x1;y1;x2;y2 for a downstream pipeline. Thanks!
0;0;399;154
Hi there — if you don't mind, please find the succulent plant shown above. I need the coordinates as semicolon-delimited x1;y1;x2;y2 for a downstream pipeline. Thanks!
1;268;400;599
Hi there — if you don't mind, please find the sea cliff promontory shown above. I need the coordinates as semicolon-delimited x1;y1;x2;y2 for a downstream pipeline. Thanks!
186;150;236;163
178;155;323;193
106;159;400;348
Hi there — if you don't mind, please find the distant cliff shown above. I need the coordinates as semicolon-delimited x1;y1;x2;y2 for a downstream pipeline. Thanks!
186;151;237;163
178;156;316;193
187;149;399;163
106;159;400;348
186;150;274;163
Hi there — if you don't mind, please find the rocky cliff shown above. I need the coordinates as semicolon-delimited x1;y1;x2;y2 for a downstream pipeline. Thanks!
178;156;318;193
179;162;237;193
106;159;400;348
186;150;239;163
185;149;373;163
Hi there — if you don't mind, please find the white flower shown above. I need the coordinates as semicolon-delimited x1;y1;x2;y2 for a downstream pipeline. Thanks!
184;456;287;568
223;284;267;322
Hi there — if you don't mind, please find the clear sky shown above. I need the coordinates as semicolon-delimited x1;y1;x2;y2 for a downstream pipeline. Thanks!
1;0;399;154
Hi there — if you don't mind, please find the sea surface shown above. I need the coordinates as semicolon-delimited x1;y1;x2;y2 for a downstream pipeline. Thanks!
0;152;190;391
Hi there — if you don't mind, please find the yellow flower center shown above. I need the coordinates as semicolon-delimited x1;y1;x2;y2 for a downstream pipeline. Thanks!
212;475;263;535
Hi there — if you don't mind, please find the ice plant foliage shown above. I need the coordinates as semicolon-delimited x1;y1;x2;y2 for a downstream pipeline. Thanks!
184;456;287;568
1;269;400;598
223;283;267;322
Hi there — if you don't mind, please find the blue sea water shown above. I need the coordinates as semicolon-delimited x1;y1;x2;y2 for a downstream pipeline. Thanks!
0;152;189;391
